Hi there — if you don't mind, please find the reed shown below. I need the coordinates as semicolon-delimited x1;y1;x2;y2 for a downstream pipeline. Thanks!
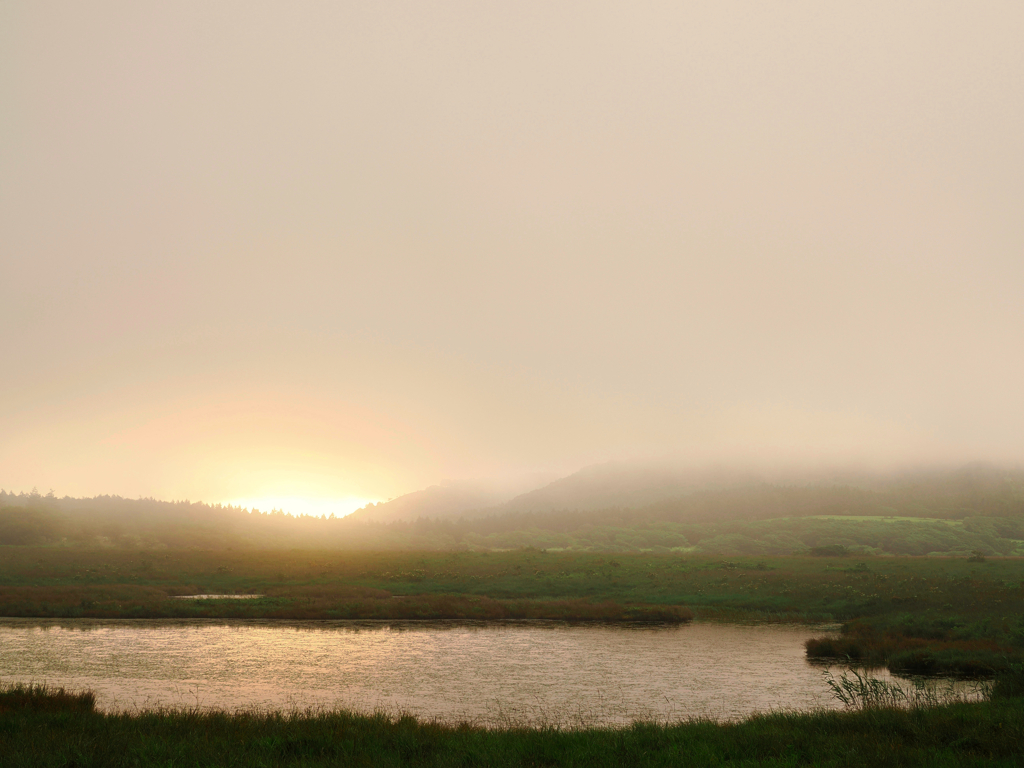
822;668;991;710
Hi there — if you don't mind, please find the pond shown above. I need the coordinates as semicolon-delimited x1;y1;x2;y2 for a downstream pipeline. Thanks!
0;619;981;725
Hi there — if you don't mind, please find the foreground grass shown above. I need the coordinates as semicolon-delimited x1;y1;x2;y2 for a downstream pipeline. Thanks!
2;684;1023;767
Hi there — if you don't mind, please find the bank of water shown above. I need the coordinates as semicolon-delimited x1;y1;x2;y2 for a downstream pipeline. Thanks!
0;619;981;726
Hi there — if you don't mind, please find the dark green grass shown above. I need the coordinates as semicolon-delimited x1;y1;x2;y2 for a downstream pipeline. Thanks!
2;683;1023;767
2;548;1021;622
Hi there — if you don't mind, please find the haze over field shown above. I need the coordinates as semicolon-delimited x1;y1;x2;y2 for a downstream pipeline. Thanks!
2;2;1022;513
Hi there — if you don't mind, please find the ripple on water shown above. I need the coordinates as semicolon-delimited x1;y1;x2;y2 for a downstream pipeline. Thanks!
0;619;984;726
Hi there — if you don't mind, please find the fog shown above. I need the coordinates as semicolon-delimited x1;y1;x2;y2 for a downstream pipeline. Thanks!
2;1;1022;507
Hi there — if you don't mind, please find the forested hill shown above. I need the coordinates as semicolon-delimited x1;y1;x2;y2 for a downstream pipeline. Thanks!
1;466;1023;555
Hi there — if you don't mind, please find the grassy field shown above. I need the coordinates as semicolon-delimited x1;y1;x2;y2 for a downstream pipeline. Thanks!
1;547;1021;621
2;547;1022;677
2;683;1023;767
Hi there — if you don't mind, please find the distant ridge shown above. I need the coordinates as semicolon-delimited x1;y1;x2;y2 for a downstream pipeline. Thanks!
344;462;1024;525
495;463;758;514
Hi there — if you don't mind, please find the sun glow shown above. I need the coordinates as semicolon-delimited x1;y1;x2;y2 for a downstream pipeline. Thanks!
227;496;377;519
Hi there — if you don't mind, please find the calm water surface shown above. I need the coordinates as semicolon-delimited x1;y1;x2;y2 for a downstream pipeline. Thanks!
0;619;970;725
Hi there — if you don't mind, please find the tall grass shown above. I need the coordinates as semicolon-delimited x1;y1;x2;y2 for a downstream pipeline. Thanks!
822;668;990;710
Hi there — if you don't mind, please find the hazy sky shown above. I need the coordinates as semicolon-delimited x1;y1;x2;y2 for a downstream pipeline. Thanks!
2;2;1022;513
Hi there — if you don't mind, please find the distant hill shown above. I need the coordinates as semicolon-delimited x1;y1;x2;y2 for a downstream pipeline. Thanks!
345;474;557;523
344;464;753;523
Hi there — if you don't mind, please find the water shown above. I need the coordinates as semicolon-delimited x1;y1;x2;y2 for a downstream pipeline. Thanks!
171;595;265;600
0;619;980;725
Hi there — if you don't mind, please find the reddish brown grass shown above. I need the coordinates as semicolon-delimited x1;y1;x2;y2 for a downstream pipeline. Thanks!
0;585;691;622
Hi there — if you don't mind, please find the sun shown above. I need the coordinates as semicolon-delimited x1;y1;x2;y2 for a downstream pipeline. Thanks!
227;496;377;518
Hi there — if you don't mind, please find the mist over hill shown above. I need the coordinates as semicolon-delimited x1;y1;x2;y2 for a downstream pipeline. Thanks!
347;473;556;524
346;462;1024;523
349;463;772;522
497;464;759;515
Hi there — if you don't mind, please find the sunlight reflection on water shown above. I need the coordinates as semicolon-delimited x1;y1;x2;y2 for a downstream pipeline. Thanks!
0;619;984;725
170;595;265;600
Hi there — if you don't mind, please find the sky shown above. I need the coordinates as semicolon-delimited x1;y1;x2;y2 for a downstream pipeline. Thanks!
2;1;1022;515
